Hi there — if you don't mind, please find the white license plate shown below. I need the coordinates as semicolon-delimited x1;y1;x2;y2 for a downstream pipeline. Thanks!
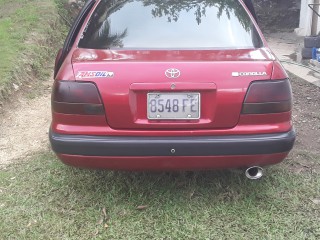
147;93;200;120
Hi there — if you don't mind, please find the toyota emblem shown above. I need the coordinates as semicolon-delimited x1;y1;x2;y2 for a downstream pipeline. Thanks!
165;68;181;78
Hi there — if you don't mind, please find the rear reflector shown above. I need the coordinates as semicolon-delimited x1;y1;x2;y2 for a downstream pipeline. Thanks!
242;79;292;114
52;81;104;115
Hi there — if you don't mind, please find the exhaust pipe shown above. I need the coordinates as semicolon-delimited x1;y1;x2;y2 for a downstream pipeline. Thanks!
245;166;264;180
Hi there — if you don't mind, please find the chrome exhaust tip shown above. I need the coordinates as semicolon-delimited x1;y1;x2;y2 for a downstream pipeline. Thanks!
245;166;264;180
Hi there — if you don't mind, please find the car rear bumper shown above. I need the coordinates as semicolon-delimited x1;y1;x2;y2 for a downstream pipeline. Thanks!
56;153;290;170
50;129;295;169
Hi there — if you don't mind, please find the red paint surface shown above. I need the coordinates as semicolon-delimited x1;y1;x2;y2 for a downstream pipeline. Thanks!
58;153;289;170
51;1;294;169
51;111;292;136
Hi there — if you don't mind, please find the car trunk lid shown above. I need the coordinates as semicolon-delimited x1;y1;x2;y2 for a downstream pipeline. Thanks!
72;48;274;130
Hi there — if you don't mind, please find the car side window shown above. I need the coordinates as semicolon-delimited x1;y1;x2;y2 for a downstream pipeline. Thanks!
55;0;96;77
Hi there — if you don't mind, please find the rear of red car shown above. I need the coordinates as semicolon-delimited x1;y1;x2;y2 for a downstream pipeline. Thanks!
50;0;295;171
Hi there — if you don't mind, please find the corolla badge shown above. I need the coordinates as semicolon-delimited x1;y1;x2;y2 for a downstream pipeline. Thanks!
165;68;181;78
232;72;267;77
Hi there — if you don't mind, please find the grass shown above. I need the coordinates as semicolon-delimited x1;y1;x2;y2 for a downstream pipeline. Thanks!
0;0;66;102
0;152;319;239
0;1;319;239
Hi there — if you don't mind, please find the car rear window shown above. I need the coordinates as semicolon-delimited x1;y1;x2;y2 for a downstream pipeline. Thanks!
78;0;263;50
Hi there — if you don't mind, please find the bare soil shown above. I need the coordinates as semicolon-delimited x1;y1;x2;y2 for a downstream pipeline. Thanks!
0;81;52;166
0;72;319;171
287;74;320;173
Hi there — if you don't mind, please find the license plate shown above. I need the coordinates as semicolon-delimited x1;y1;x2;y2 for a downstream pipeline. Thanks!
147;93;200;120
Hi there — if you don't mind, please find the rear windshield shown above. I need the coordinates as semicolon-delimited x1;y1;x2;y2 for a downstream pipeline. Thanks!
78;0;263;50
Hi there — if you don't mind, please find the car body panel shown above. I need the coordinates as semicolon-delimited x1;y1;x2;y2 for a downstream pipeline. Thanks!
71;48;276;63
50;130;295;156
50;0;295;170
71;49;274;130
51;111;292;136
58;153;289;170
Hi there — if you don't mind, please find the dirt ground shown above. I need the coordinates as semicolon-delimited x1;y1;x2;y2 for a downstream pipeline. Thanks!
0;81;52;166
287;74;320;173
0;73;319;171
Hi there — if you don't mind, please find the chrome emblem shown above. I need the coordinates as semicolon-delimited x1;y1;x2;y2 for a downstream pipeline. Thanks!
165;68;181;78
232;72;267;77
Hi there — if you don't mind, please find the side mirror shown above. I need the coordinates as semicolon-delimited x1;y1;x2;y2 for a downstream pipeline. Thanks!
54;49;63;78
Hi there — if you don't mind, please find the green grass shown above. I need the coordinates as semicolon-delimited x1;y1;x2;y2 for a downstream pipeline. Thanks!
0;0;65;102
1;152;319;239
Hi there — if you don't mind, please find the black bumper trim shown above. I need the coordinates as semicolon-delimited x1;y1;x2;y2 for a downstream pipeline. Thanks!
49;129;295;157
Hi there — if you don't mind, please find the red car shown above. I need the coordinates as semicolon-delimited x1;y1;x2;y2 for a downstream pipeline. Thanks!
50;0;295;179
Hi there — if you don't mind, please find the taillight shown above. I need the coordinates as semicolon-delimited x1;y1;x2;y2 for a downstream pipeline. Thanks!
242;79;292;114
52;81;104;115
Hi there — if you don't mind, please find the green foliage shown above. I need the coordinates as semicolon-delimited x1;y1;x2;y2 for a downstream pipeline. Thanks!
69;0;253;29
0;0;64;102
143;0;251;28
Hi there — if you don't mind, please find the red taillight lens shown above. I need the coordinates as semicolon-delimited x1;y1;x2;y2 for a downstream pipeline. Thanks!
242;79;292;114
52;81;104;115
